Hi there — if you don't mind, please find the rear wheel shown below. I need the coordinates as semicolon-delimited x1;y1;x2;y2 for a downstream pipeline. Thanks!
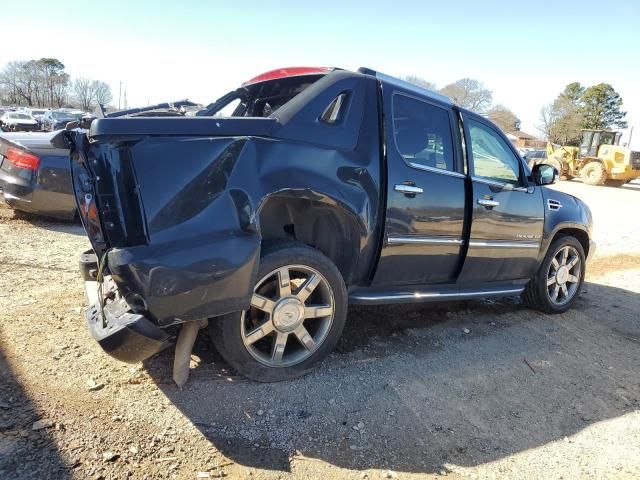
581;162;607;185
604;179;625;187
209;243;347;382
523;236;585;314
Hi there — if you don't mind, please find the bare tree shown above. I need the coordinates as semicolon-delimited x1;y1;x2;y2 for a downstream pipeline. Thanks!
403;75;437;91
72;77;95;112
91;80;113;108
539;97;584;145
487;104;520;132
439;78;493;112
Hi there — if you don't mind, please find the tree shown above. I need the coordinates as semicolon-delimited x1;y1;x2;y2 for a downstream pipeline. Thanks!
580;83;627;129
403;75;437;91
539;96;584;145
559;82;584;104
72;77;94;112
487;105;520;132
91;80;112;107
439;78;492;112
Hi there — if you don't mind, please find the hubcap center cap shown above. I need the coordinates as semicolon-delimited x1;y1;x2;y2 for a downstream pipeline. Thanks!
273;298;305;332
556;265;569;284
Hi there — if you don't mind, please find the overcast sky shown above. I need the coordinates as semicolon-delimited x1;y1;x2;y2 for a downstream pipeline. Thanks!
2;0;639;147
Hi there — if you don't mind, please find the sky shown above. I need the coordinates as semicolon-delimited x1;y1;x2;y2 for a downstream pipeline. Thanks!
1;0;639;147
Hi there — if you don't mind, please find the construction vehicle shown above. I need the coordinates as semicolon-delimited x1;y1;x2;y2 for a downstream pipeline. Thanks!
544;129;640;186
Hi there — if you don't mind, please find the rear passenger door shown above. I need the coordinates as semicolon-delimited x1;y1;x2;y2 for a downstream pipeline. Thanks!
373;91;467;286
458;115;544;283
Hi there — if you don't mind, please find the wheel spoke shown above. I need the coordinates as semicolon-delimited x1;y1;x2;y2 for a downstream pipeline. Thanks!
551;285;559;302
250;293;275;313
567;256;579;269
296;274;321;302
271;332;288;364
304;304;333;318
294;325;316;351
277;267;292;297
560;247;569;266
546;276;556;287
567;274;579;284
560;284;568;298
551;257;560;270
245;321;275;345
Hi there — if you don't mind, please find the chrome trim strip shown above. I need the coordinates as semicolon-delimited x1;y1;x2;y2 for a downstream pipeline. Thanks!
468;240;540;249
387;235;465;246
407;161;466;178
471;176;529;192
350;287;524;303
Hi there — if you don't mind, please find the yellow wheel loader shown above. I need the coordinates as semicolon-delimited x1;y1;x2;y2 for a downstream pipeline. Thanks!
545;129;640;186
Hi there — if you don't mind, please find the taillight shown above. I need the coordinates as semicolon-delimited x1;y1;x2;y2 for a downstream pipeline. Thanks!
6;147;40;170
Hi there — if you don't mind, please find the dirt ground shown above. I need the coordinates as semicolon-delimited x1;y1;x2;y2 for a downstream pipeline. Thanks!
1;179;639;480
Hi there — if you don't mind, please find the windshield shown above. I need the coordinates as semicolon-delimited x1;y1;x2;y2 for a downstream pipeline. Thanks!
599;132;617;145
10;113;32;120
31;110;45;115
52;111;75;119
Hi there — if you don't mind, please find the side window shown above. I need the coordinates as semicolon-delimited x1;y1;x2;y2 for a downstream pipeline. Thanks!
320;92;350;124
392;94;455;172
214;98;242;118
467;119;521;185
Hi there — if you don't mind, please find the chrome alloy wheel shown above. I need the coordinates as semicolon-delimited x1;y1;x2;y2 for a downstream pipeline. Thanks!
546;245;581;306
241;265;335;368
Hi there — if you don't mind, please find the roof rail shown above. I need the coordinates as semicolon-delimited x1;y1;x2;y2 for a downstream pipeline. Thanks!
358;67;452;105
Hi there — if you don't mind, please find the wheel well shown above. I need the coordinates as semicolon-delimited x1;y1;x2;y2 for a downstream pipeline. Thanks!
552;228;590;257
258;196;361;284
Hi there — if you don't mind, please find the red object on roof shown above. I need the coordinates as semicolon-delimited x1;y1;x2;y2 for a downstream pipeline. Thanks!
242;67;332;87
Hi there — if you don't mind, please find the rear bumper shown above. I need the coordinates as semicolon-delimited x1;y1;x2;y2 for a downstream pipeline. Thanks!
0;166;76;220
81;250;171;363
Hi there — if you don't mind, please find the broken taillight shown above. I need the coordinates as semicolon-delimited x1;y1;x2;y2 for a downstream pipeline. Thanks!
6;147;40;171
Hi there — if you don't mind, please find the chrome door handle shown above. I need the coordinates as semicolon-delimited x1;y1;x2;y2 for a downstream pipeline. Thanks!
478;199;500;208
395;184;423;195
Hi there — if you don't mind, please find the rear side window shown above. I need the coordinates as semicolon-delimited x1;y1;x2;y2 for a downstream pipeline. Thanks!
392;94;454;172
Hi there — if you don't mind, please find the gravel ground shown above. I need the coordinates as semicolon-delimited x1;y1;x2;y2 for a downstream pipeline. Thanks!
1;179;639;479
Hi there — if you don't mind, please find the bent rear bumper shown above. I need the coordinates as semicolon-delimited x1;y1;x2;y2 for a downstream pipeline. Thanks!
81;251;171;363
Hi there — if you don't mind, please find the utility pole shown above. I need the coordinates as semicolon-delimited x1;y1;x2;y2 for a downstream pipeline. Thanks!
118;81;122;109
124;89;128;109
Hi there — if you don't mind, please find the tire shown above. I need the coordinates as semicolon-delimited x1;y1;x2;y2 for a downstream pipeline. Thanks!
543;158;563;178
604;179;625;187
581;162;607;185
209;242;348;382
522;236;586;314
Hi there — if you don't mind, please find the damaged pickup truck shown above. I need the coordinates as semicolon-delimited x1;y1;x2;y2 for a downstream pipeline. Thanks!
66;67;595;384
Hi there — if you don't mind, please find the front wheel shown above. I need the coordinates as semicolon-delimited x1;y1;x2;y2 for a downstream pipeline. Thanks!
581;162;607;185
522;236;586;314
209;243;347;382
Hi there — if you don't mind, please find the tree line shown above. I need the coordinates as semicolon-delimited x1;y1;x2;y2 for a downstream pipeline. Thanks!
0;58;113;112
404;74;627;146
539;82;626;145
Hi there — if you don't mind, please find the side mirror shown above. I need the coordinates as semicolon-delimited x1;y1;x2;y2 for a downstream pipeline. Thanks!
531;163;557;186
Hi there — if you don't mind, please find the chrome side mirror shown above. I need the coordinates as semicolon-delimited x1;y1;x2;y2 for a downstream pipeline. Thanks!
532;163;557;186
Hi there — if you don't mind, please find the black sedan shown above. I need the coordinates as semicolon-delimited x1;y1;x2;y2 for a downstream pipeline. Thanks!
0;131;76;220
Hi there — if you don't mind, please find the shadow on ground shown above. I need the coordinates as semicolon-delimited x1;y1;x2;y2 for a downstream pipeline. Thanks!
0;340;72;478
147;280;640;475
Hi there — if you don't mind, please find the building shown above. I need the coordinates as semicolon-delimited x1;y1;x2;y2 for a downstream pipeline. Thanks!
507;130;546;149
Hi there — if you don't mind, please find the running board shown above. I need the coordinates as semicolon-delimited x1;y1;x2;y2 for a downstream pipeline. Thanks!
348;283;526;305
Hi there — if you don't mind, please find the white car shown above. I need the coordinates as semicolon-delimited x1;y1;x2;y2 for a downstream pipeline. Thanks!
0;112;39;132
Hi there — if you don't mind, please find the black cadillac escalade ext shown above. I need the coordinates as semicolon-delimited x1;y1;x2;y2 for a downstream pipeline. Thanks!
67;67;594;382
